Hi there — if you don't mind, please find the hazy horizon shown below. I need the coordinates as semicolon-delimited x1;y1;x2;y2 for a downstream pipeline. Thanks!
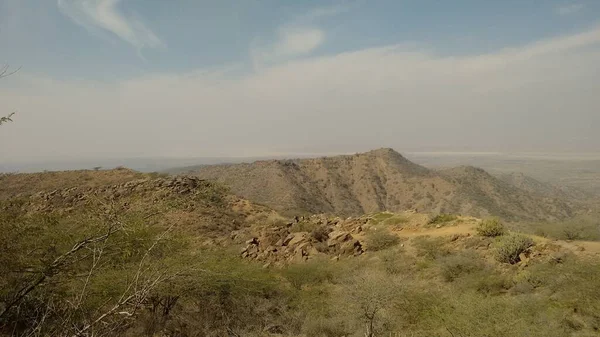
1;1;600;162
4;149;600;174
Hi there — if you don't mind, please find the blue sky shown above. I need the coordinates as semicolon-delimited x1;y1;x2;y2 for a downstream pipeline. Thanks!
3;0;599;79
1;0;600;161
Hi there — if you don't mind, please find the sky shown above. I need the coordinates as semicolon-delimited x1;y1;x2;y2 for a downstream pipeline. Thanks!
1;0;600;165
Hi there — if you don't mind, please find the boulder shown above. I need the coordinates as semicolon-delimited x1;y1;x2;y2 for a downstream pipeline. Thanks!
327;230;351;246
340;239;361;255
285;232;309;246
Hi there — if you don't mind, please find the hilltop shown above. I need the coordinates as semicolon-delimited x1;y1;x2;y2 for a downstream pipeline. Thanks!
0;168;278;239
182;148;574;221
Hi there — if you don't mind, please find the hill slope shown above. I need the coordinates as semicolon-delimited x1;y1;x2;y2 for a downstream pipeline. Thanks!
0;169;278;239
183;148;574;221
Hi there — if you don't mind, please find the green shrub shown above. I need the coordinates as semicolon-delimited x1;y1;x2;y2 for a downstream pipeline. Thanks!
476;218;506;237
382;215;409;226
494;234;534;264
282;259;336;289
429;214;457;225
365;229;400;251
439;251;482;282
379;248;410;275
371;212;394;223
412;236;450;260
290;220;319;233
457;269;513;295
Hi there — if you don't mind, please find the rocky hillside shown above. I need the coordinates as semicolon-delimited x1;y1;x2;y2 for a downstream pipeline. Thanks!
496;171;594;203
0;167;147;200
183;148;574;221
0;169;277;239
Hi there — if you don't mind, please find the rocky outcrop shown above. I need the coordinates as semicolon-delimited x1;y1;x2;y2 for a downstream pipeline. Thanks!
240;215;367;264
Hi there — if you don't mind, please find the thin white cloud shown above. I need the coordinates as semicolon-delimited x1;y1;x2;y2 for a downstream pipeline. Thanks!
275;28;325;56
251;4;351;68
251;27;325;68
2;25;600;161
57;0;164;49
555;3;584;15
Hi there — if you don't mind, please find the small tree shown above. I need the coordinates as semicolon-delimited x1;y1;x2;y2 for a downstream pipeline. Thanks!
344;272;400;337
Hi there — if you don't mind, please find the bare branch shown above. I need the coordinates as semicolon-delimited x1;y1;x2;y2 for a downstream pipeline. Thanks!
0;64;21;79
0;112;15;126
0;219;122;320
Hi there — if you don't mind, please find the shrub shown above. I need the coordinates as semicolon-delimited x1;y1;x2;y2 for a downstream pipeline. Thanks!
365;229;400;251
412;236;450;260
290;220;319;233
311;225;331;242
282;259;336;289
439;251;482;282
429;214;457;225
476;218;506;237
379;248;410;275
494;234;534;264
371;212;394;223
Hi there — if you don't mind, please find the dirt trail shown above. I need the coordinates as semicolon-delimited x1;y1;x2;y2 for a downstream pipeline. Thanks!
393;220;600;256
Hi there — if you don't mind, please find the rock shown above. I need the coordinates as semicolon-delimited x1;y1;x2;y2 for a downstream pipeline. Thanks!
327;230;351;246
518;252;529;264
340;239;360;255
352;226;363;234
245;237;259;245
286;232;309;246
294;242;310;254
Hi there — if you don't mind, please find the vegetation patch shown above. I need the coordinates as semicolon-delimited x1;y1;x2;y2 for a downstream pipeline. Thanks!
429;213;458;225
439;251;483;282
476;218;506;237
494;233;534;264
516;216;600;241
412;236;450;260
365;229;401;251
370;212;409;227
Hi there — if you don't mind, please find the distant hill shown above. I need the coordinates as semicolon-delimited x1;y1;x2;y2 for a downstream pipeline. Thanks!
0;168;147;200
181;148;574;221
0;169;277;238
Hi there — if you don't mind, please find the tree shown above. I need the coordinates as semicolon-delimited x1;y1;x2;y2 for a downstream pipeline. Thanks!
0;200;180;336
343;272;401;337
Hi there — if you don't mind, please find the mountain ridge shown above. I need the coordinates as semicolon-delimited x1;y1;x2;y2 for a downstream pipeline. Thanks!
183;148;574;221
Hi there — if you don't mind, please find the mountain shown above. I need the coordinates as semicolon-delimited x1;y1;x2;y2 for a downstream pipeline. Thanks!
181;148;574;221
496;171;593;201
